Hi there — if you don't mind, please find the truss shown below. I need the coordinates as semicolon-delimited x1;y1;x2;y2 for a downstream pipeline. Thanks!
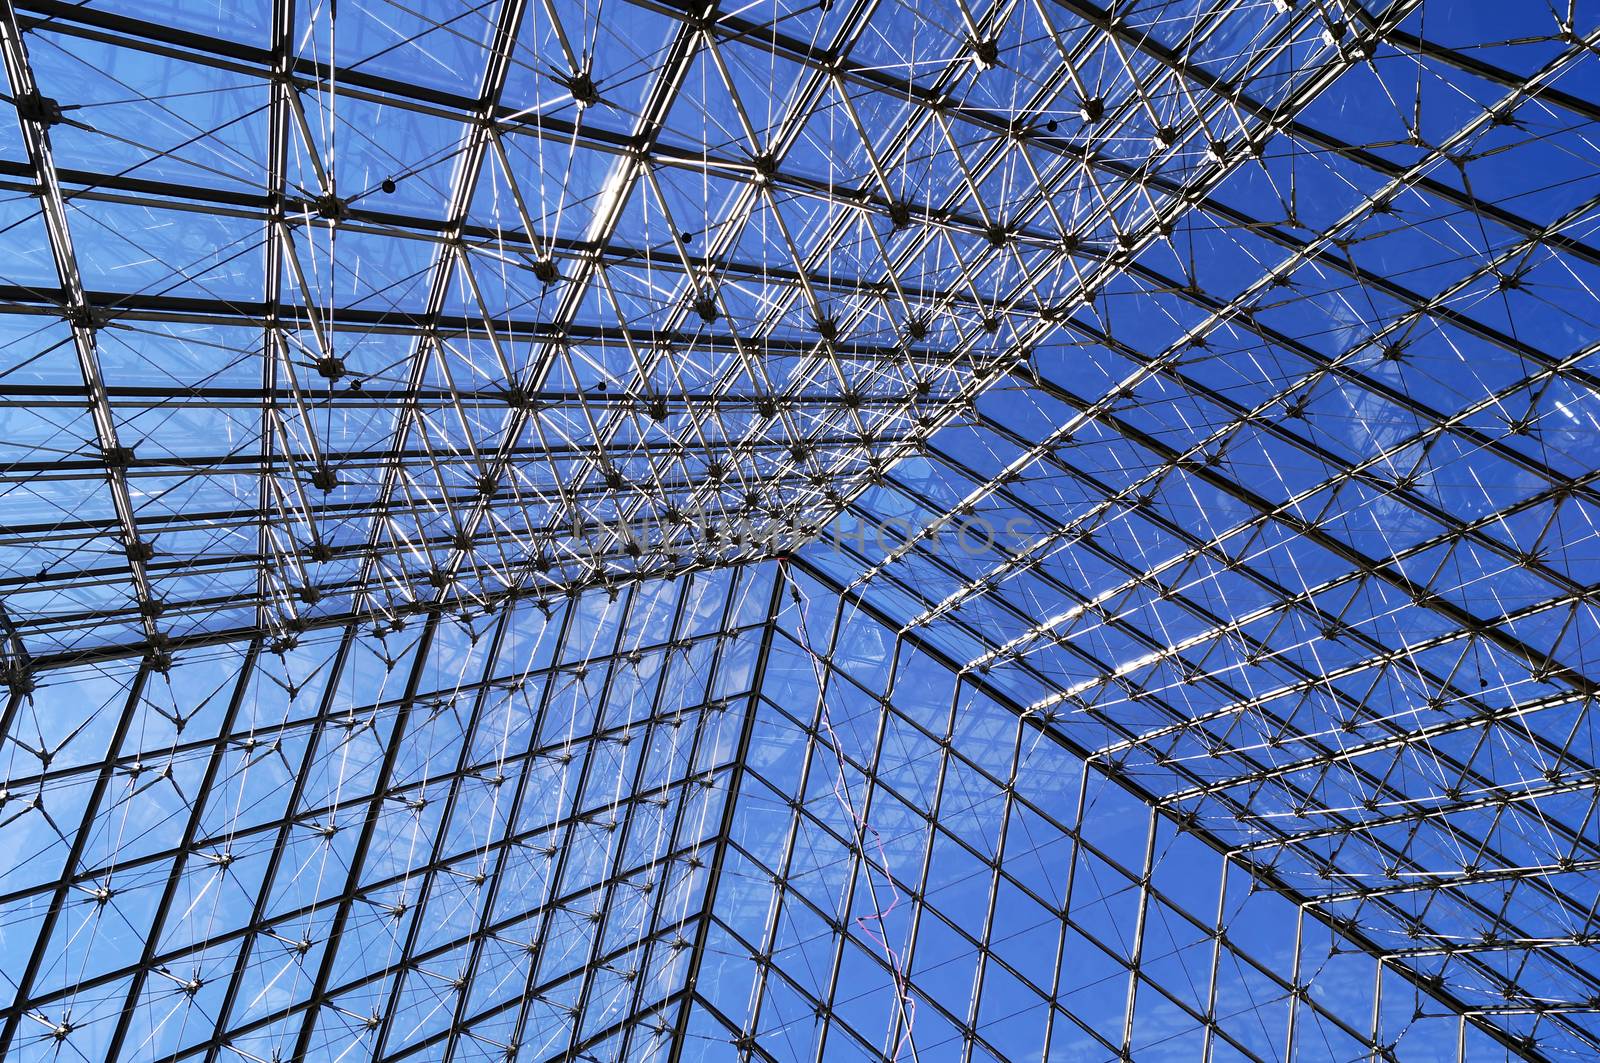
2;0;1599;1060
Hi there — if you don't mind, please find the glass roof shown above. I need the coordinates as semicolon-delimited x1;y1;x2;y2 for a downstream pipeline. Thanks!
2;0;1599;1059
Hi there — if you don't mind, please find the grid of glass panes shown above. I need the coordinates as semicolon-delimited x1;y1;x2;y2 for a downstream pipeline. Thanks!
0;563;774;1063
0;0;1366;661
795;381;1600;1060
684;568;1512;1062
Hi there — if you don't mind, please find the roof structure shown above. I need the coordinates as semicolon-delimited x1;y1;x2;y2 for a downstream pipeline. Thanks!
1;0;1599;1060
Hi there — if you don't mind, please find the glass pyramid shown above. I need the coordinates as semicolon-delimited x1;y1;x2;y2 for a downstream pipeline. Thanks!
1;0;1598;1060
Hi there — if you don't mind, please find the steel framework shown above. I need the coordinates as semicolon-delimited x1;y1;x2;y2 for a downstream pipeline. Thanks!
2;0;1599;1059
